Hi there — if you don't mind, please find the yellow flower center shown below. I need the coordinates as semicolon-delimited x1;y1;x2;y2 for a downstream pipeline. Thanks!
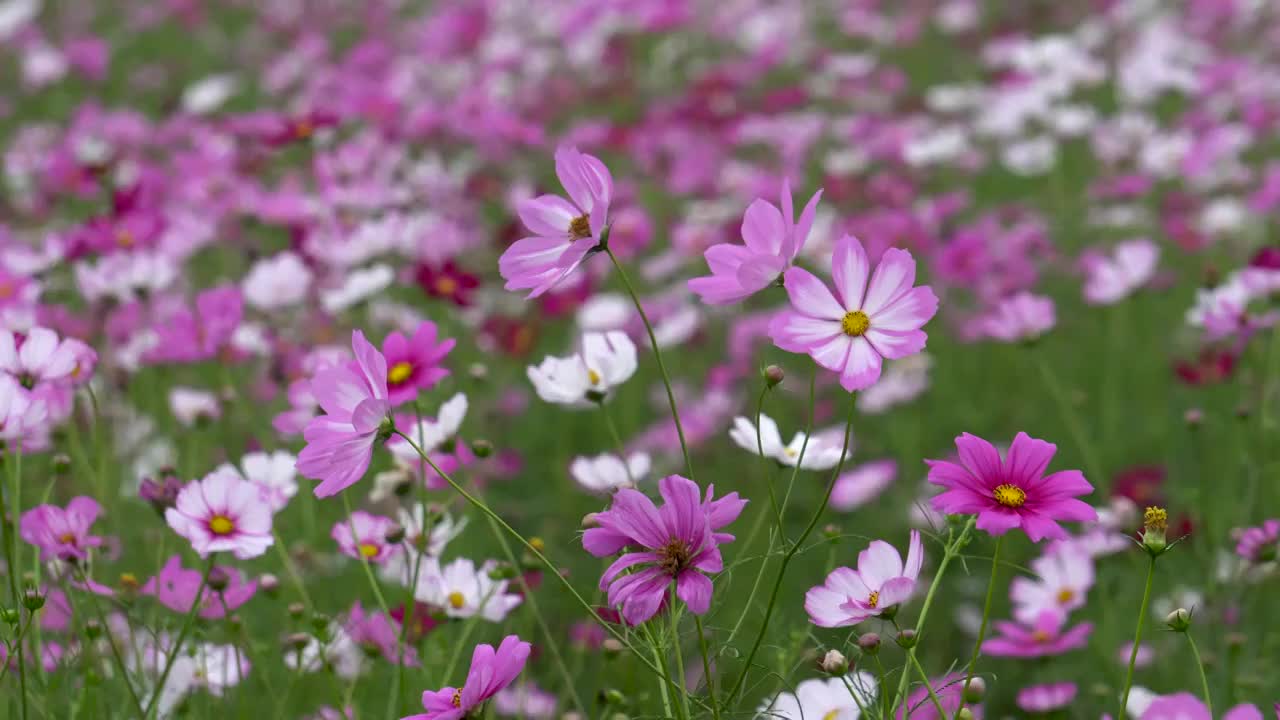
294;119;314;139
568;214;592;240
783;447;798;458
116;229;135;248
866;591;879;608
587;369;601;386
434;276;458;295
451;688;463;708
993;484;1026;508
388;361;414;385
447;591;467;609
208;515;235;536
1057;589;1074;604
823;711;841;720
0;282;12;299
1143;506;1167;531
1032;629;1051;643
58;533;77;545
358;543;380;558
840;310;870;337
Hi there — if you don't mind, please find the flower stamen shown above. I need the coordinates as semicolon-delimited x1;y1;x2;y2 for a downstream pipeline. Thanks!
388;361;414;385
840;310;870;337
993;483;1026;508
568;214;592;240
208;515;235;536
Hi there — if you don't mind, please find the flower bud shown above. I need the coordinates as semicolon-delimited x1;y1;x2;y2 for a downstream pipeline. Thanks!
1235;404;1251;421
601;638;625;657
1183;408;1203;428
857;633;881;655
226;614;243;632
84;618;103;639
470;439;494;458
957;708;975;720
384;524;406;546
529;537;546;553
309;612;330;635
962;677;986;703
818;649;848;676
1226;632;1246;649
822;524;841;542
1141;506;1169;556
284;632;311;652
764;365;785;389
1165;608;1192;632
52;453;72;475
0;607;18;625
601;689;628;706
259;574;280;597
207;567;230;592
287;602;305;620
895;629;917;649
468;363;489;381
22;588;44;612
487;564;519;581
118;573;140;602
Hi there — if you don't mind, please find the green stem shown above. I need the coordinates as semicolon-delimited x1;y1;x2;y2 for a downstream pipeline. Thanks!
340;492;396;621
598;404;636;484
649;630;676;720
1185;632;1212;716
69;570;147;718
873;655;890;720
2;448;28;720
1118;556;1157;718
724;390;857;705
0;613;35;685
604;246;693;480
271;532;313;607
777;370;818;523
144;557;214;719
669;593;692;720
1036;350;1106;488
693;614;720;719
955;534;1003;719
907;650;947;719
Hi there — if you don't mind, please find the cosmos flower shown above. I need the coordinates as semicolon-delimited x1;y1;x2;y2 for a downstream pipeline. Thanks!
297;330;395;498
242;251;313;310
1082;239;1159;305
926;432;1097;542
527;331;636;407
493;683;557;719
830;459;897;511
806;530;923;627
1016;682;1077;713
416;261;480;307
981;609;1092;658
169;387;221;426
770;234;938;391
404;635;531;720
0;326;78;392
1140;693;1262;720
145;285;244;364
19;496;104;561
164;470;275;560
141;555;258;620
332;511;401;565
381;321;455;406
758;675;876;720
1009;546;1095;623
981;292;1056;343
688;180;823;305
214;450;299;512
570;451;651;493
414;557;523;622
728;413;848;470
583;474;745;625
345;601;418;667
1235;519;1278;563
499;147;613;299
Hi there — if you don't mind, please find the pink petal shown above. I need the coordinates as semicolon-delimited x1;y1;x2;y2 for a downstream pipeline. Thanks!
868;286;938;333
839;337;882;391
831;234;870;310
675;571;713;615
768;312;841;353
782;267;844;320
864;329;927;360
1004;432;1057;486
517;195;578;237
741;198;786;256
862;248;917;316
955;433;1003;485
857;540;904;589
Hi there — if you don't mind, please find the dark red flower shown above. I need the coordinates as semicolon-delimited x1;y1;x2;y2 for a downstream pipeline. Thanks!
1111;465;1166;507
1174;348;1238;385
415;261;480;307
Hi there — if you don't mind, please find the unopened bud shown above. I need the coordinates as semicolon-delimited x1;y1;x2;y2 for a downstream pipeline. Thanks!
207;567;230;592
84;618;103;639
1166;608;1192;632
895;629;917;649
21;588;44;612
468;363;488;381
764;365;785;388
529;537;546;553
956;708;974;720
962;677;986;703
1142;506;1169;556
818;649;848;675
309;612;330;635
582;513;601;529
226;614;243;632
1183;408;1203;428
52;453;72;475
822;524;841;542
470;439;493;458
1235;404;1251;421
118;573;140;601
259;574;280;597
857;633;881;655
1226;632;1246;649
601;689;627;706
384;524;406;545
0;607;18;625
602;638;625;657
284;632;311;651
487;564;519;581
287;602;305;619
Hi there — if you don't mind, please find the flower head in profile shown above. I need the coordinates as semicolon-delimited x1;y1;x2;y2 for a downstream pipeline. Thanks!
570;451;651;494
1082;239;1158;305
500;146;613;298
981;292;1056;343
770;234;938;391
141;555;257;619
1017;682;1077;713
688;180;823;305
404;635;531;720
981;608;1092;658
297;330;395;498
926;432;1097;541
165;470;275;559
806;530;923;627
728;413;848;470
583;474;746;625
332;511;401;565
527;331;636;408
19;497;104;561
381;321;456;406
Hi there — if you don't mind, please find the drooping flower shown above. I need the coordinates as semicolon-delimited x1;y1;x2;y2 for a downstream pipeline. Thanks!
770;234;938;391
332;511;401;565
404;635;531;720
297;330;395;498
414;557;523;622
981;292;1056;343
830;459;897;511
1235;519;1279;563
141;555;258;619
381;321;456;406
499;147;613;299
1009;547;1095;623
527;331;636;408
728;413;848;470
19;496;104;561
1016;682;1077;713
165;470;275;559
758;674;876;720
1082;239;1159;305
583;474;746;625
981;609;1092;658
570;451;651;494
926;432;1097;541
688;180;823;305
806;530;923;627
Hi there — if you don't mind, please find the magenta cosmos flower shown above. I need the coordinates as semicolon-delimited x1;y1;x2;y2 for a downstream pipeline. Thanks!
332;511;401;564
806;530;923;627
688;180;822;305
381;321;455;406
583;474;746;625
141;555;257;619
926;432;1097;542
981;609;1092;658
404;635;530;720
1016;682;1077;713
499;146;613;299
165;471;274;560
1235;519;1278;562
297;330;394;498
19;496;104;561
770;234;938;391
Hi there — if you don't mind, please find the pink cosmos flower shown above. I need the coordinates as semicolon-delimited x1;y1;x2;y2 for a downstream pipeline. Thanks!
926;432;1097;541
769;234;938;391
499;147;613;299
141;555;258;619
404;635;531;720
1235;519;1278;562
273;378;319;437
981;292;1056;343
1016;682;1077;713
1009;547;1094;623
897;672;980;720
981;609;1092;658
145;286;244;364
688;180;822;305
19;496;103;561
493;683;557;719
806;530;923;627
1082;239;1159;305
297;330;394;498
1141;693;1261;720
332;511;401;565
381;321;455;406
0;327;77;391
345;601;418;667
583;474;746;625
165;471;275;560
830;459;897;511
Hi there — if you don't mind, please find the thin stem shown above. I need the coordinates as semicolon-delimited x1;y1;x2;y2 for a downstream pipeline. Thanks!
669;593;692;720
724;390;857;705
892;518;975;714
1036;350;1106;487
777;370;818;523
649;629;676;720
271;532;313;607
873;655;890;720
340;492;396;621
907;650;947;719
955;534;1003;719
752;384;784;530
598;403;636;484
2;448;28;720
70;570;147;718
144;557;214;719
604;246;693;480
1185;632;1212;716
1118;556;1157;718
0;613;34;685
693;614;720;720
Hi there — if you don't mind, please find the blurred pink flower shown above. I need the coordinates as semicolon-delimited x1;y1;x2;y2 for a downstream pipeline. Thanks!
830;459;897;511
141;555;258;619
981;292;1056;343
1016;682;1077;713
806;530;923;627
332;511;401;565
981;609;1092;658
1081;239;1159;305
405;635;531;720
1010;547;1094;623
19;496;103;562
146;285;244;364
1236;519;1279;563
346;601;418;667
1141;693;1261;720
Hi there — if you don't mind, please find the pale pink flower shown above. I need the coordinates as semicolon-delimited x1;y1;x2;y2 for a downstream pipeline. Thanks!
806;530;923;627
165;471;274;559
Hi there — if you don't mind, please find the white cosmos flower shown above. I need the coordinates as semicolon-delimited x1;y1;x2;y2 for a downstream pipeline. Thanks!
729;413;847;470
380;506;469;585
285;625;364;679
415;557;522;622
570;452;651;494
215;450;298;511
320;264;394;314
168;387;220;427
757;674;876;719
527;331;636;407
242;252;312;310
